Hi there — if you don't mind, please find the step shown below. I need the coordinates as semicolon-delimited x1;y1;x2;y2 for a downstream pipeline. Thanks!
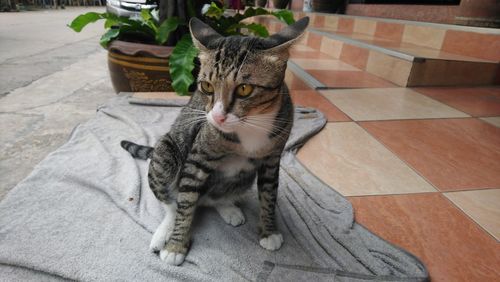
295;12;500;61
254;13;500;87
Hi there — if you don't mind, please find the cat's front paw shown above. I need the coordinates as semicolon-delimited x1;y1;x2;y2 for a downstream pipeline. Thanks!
160;249;186;266
259;233;283;251
150;228;172;252
160;241;188;266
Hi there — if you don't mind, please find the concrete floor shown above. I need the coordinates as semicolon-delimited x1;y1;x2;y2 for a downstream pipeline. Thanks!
0;7;116;199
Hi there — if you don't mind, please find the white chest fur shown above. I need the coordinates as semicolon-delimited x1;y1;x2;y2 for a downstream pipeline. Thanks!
236;128;271;154
235;111;277;155
218;155;255;177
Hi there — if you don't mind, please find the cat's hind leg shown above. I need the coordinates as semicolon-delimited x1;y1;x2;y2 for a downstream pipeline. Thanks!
215;203;245;227
149;202;177;252
200;197;246;227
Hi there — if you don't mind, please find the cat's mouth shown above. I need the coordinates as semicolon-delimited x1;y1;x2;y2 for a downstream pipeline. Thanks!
207;112;240;133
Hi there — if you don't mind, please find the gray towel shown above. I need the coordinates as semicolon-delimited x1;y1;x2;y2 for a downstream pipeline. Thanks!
0;94;428;281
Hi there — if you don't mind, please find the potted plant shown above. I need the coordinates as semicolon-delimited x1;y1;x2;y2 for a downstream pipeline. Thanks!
68;1;294;95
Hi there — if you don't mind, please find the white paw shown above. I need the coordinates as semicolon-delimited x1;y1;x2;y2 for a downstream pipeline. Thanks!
149;228;172;252
259;233;283;251
160;249;186;266
149;208;175;252
217;205;245;226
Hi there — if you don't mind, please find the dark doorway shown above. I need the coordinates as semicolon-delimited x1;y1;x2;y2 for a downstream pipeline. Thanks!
349;0;460;4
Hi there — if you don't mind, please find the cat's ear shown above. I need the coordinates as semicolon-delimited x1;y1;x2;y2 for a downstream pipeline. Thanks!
189;17;223;52
261;17;309;52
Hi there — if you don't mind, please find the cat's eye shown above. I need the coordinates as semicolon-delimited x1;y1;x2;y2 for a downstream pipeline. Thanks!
235;84;254;97
200;81;214;95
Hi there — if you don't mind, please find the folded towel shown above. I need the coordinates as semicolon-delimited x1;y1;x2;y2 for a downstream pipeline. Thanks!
0;94;428;281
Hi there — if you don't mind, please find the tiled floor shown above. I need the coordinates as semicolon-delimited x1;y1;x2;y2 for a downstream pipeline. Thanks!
254;13;500;281
287;43;500;281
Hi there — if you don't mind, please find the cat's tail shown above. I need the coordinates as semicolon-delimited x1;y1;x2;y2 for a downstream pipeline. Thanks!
120;140;153;160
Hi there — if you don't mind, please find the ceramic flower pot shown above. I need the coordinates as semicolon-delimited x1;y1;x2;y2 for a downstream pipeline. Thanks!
107;40;174;93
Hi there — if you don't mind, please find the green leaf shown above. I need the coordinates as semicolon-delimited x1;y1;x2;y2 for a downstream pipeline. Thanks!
99;28;120;48
139;9;158;33
140;9;151;22
68;12;104;32
205;2;225;19
104;14;122;28
169;34;198;96
272;10;295;25
226;23;269;37
156;17;180;45
241;7;270;20
104;18;118;29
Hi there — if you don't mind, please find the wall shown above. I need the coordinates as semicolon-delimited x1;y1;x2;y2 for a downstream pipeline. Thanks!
287;0;500;27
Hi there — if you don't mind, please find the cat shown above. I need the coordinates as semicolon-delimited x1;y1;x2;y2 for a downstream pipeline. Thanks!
121;16;309;266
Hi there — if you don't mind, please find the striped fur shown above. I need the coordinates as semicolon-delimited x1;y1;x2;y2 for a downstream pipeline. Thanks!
121;17;309;266
120;140;153;160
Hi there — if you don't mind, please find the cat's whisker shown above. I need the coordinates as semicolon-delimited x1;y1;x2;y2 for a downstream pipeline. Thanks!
245;115;293;121
244;116;293;124
183;108;207;114
179;116;207;127
246;119;291;137
240;120;289;143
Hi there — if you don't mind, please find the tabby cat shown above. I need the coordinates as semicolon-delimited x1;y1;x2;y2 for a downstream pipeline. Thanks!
121;17;309;266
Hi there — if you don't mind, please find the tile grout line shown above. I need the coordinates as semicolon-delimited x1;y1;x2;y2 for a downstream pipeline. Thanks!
354;120;441;193
440;192;500;243
410;88;481;118
325;118;500;227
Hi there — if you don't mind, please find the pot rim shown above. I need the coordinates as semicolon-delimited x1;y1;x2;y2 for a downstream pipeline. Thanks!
108;40;174;58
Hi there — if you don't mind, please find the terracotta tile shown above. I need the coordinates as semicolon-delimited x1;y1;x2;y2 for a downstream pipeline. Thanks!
321;88;468;121
319;37;343;59
339;44;370;70
291;44;315;52
335;31;375;41
353;18;376;36
365;38;403;48
442;30;500;61
324;16;338;30
300;31;310;45
285;69;310;91
337;18;354;33
290;0;303;11
402;25;446;50
312;14;325;28
481;117;500;127
349;193;500;282
365;51;412;86
414;87;500;117
374;22;404;42
361;119;500;191
408;59;498;87
307;70;397;88
295;11;305;18
289;90;350;122
296;122;436;196
306;32;323;50
291;58;359;71
397;47;492;63
289;49;335;60
445;189;500;241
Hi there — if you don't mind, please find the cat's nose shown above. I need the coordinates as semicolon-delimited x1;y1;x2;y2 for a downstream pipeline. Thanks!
212;112;226;125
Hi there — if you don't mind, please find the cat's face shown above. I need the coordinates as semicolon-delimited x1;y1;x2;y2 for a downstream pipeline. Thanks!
189;18;309;134
196;36;288;133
